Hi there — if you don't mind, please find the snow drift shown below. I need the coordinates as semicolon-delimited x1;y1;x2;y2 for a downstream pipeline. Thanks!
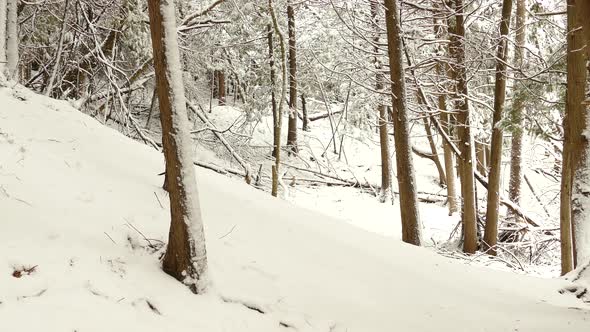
1;85;589;331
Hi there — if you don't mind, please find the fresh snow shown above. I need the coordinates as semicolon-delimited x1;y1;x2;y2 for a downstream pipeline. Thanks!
1;85;590;331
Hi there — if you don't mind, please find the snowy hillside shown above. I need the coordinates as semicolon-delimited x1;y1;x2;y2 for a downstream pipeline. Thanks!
1;86;589;331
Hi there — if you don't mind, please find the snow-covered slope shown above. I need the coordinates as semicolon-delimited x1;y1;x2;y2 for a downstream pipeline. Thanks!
1;85;589;331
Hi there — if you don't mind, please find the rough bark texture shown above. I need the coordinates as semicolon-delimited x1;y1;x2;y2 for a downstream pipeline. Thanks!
561;0;587;273
147;0;208;293
384;0;422;245
6;0;18;80
0;0;6;74
569;0;590;268
371;0;392;203
483;0;513;255
286;3;298;154
508;0;526;222
268;24;279;159
448;0;477;254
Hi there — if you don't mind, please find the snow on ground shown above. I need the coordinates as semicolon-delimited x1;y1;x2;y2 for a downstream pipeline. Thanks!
1;86;590;331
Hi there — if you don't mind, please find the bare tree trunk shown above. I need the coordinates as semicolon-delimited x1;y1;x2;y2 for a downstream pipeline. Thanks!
423;116;446;186
475;142;487;175
147;0;208;293
286;2;298;155
301;93;309;131
45;0;70;97
434;7;459;215
384;0;422;245
218;70;226;106
268;24;279;159
6;0;18;80
507;0;526;222
483;0;513;255
449;0;477;254
269;0;288;197
0;0;6;75
370;0;392;203
568;0;590;268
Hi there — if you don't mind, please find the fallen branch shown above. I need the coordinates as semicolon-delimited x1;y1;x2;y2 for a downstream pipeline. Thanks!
187;100;251;183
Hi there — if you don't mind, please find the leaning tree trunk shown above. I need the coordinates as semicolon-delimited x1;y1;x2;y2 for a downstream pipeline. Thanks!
568;0;590;268
483;0;513;255
147;0;208;294
6;0;18;80
286;2;298;155
384;0;422;245
449;0;477;254
370;0;392;203
507;0;526;223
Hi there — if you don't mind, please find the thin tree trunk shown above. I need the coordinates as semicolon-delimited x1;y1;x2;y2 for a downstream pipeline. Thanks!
147;0;208;294
286;2;298;154
423;116;446;186
268;24;279;159
6;0;18;80
449;0;477;254
269;0;288;197
0;0;6;75
384;0;422;245
301;93;309;131
45;0;70;97
370;0;392;203
475;142;487;175
218;70;226;106
507;0;526;222
434;7;459;215
483;0;513;255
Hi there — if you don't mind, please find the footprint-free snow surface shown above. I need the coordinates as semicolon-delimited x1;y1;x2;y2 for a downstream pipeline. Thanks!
1;86;589;331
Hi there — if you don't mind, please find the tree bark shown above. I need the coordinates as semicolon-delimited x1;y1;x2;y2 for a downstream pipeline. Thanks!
147;0;208;293
384;0;422;245
218;70;226;106
448;0;477;253
6;0;18;80
483;0;513;255
268;0;288;197
0;0;6;75
301;93;309;131
507;0;526;223
568;0;590;268
286;2;298;154
370;0;392;203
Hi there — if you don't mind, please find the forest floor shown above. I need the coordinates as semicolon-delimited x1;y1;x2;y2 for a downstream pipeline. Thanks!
1;85;589;331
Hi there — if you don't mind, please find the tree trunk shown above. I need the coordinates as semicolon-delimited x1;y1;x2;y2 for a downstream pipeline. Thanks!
370;0;392;203
568;0;590;268
433;7;459;215
475;142;487;175
423;116;446;187
384;0;422;245
483;0;513;255
218;70;226;106
268;0;288;197
6;0;18;80
286;2;298;155
507;0;526;223
147;0;208;294
268;24;279;160
301;93;309;131
0;0;6;75
449;0;477;254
